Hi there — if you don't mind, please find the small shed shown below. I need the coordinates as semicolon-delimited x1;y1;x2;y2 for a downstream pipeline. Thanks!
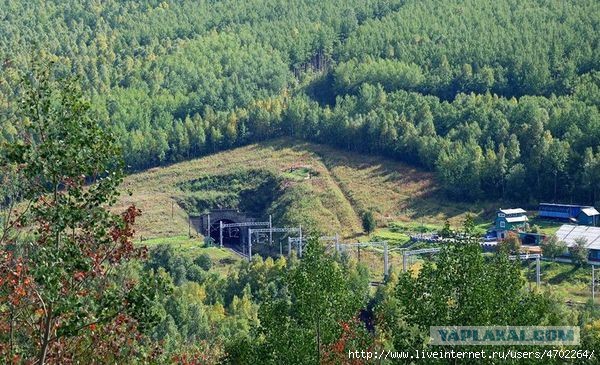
577;207;600;227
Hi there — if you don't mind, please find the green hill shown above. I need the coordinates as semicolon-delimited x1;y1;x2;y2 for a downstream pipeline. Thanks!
116;138;501;241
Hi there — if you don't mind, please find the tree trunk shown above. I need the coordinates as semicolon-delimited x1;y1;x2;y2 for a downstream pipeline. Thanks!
9;304;14;363
38;307;53;365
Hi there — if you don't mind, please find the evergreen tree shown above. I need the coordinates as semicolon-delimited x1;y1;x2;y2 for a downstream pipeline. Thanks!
361;211;377;234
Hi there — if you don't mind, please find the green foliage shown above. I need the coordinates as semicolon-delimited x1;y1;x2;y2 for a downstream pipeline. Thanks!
334;57;424;94
361;210;377;234
436;140;484;199
145;244;218;285
440;219;453;238
177;169;281;215
463;213;476;235
228;239;369;364
541;235;567;260
0;0;598;205
194;254;213;271
3;2;600;362
499;231;522;254
0;62;162;363
568;237;589;267
338;0;599;98
392;232;561;357
398;235;542;326
147;230;592;364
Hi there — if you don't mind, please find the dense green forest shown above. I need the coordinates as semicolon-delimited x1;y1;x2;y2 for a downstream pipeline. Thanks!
0;0;599;203
3;86;599;360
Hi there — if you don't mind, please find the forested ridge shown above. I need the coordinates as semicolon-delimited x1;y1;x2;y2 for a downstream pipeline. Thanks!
1;0;599;204
2;3;600;362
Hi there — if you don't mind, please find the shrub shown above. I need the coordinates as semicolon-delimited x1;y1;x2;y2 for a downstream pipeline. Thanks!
362;211;376;234
195;253;213;271
541;235;566;260
568;237;588;267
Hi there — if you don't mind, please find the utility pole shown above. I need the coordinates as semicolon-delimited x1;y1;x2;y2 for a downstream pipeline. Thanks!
593;265;597;312
219;221;223;248
536;256;541;288
207;214;211;238
298;225;303;257
269;215;273;247
248;229;252;261
384;242;389;278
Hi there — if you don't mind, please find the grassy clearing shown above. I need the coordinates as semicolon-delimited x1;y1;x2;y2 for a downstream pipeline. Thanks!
537;261;594;304
370;228;411;246
311;144;504;228
141;235;242;275
358;219;493;248
527;217;562;236
116;138;515;283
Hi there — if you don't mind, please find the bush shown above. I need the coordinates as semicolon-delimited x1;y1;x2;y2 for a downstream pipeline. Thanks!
499;231;521;254
362;211;376;234
194;253;213;271
440;220;453;238
541;235;567;260
186;265;207;282
568;238;588;267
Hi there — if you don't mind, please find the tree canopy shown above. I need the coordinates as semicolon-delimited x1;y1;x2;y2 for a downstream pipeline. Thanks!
0;0;599;203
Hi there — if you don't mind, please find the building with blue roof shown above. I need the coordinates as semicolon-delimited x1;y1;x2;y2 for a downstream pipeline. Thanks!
538;203;599;226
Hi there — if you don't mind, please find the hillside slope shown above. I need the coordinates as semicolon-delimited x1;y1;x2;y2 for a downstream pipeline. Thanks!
116;139;498;240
